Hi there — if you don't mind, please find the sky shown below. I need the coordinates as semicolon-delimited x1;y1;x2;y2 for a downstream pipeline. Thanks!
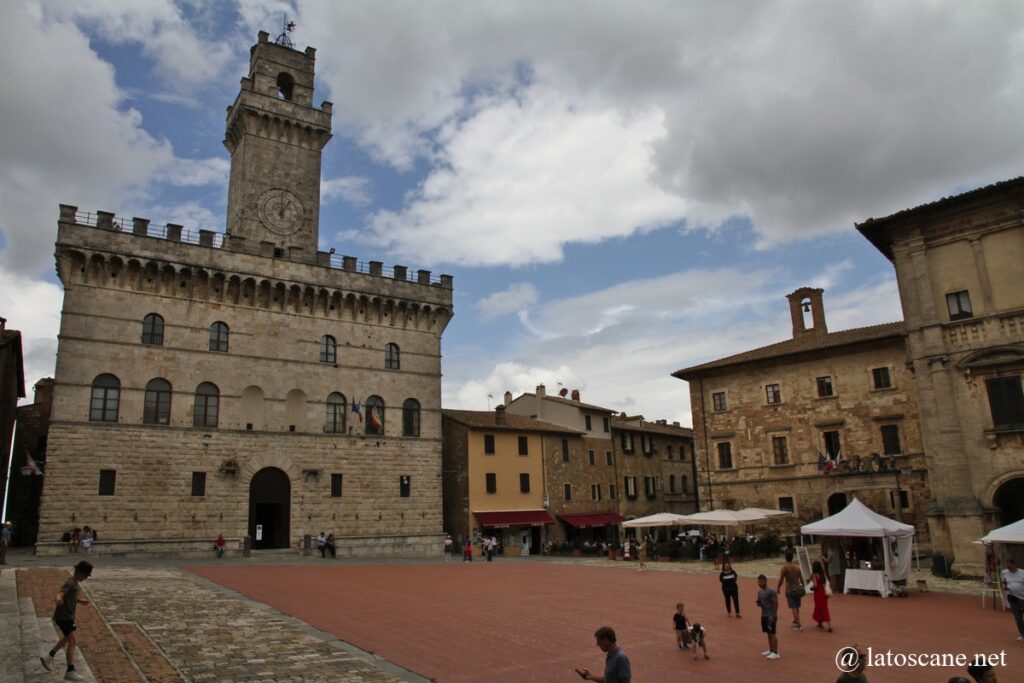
2;1;1023;427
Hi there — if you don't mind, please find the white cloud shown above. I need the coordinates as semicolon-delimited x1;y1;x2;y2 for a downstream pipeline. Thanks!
0;5;236;280
365;87;687;266
476;283;539;321
445;265;903;426
35;0;236;93
158;157;230;187
0;267;63;401
297;2;1024;263
0;3;178;277
321;176;372;206
449;361;583;412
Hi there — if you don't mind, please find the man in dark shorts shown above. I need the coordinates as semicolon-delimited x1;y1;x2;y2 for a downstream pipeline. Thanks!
40;560;92;681
777;551;805;631
756;574;780;660
576;625;631;682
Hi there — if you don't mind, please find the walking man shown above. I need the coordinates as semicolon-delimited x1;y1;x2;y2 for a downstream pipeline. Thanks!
576;625;631;682
1000;557;1024;641
777;551;805;631
756;574;780;660
0;521;11;564
40;560;93;681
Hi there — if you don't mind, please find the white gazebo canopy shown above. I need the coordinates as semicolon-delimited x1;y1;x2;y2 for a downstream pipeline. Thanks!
622;513;691;528
977;517;1024;545
800;497;914;538
801;497;916;585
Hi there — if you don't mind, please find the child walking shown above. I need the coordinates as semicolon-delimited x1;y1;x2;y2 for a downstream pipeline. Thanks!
40;560;93;681
689;622;710;661
673;602;691;650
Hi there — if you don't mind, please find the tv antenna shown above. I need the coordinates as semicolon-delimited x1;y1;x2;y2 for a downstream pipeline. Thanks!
275;16;296;48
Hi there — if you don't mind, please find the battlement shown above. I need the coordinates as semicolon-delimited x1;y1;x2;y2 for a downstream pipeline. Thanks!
58;204;453;289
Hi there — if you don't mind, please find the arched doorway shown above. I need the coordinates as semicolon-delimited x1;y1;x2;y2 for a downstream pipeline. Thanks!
827;492;847;516
994;477;1024;526
248;467;290;549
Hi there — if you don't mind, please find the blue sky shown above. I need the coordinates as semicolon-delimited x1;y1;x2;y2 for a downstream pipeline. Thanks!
2;1;1023;425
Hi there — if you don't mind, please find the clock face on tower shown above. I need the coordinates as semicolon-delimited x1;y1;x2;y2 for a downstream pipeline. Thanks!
257;189;304;236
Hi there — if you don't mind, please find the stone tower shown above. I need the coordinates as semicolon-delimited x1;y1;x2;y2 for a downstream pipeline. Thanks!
224;31;333;261
37;34;453;558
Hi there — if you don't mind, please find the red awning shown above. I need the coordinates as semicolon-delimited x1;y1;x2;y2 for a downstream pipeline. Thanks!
559;513;626;528
474;510;555;528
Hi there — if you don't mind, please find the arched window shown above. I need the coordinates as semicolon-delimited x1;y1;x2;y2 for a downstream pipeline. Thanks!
209;322;229;352
681;475;688;495
193;382;219;428
142;313;164;345
669;474;677;493
385;343;400;370
276;72;294;100
365;395;385;435
320;335;337;363
143;378;172;425
89;374;120;422
325;392;347;433
402;398;420;437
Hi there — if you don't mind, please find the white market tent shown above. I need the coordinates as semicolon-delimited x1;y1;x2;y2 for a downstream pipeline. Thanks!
800;497;917;586
622;513;691;528
977;518;1024;545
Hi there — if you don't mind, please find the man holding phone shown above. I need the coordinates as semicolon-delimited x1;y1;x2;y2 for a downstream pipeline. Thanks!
575;625;631;682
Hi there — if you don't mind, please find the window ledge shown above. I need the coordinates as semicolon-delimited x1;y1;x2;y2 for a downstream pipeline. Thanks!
985;425;1024;436
769;462;796;469
870;386;895;393
816;395;837;401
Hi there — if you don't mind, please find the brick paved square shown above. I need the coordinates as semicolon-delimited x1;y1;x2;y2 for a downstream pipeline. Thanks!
188;561;1023;682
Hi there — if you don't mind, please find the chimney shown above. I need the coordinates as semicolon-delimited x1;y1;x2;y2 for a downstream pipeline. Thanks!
786;287;828;338
536;384;546;398
34;378;55;408
571;389;580;401
495;404;506;425
503;391;512;406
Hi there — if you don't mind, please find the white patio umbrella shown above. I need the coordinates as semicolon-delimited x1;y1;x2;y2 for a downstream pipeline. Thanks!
678;509;769;526
621;513;691;528
738;507;792;518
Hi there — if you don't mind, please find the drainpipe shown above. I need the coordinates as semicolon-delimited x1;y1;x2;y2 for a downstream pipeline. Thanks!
698;377;713;511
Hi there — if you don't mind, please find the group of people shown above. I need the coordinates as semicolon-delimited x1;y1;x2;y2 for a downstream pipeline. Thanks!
315;532;337;558
64;526;97;553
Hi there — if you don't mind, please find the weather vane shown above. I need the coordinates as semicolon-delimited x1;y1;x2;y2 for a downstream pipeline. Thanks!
275;15;296;48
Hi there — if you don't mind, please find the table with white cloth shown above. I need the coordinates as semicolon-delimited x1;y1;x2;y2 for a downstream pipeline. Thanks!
844;568;890;597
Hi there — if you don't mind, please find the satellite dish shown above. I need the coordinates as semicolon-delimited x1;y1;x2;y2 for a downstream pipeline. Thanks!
559;388;568;397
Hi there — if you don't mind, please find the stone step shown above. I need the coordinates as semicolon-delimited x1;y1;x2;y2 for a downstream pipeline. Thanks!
20;596;97;682
0;569;25;683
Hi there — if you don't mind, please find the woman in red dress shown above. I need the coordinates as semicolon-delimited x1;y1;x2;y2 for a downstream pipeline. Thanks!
811;560;833;632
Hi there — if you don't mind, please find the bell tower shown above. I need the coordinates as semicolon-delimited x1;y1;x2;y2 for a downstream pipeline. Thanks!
224;31;333;261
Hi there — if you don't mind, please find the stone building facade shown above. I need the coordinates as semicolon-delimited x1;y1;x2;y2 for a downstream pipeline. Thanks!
6;379;53;546
858;177;1024;574
673;288;930;540
35;33;453;557
611;415;698;526
441;407;580;555
505;387;624;542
